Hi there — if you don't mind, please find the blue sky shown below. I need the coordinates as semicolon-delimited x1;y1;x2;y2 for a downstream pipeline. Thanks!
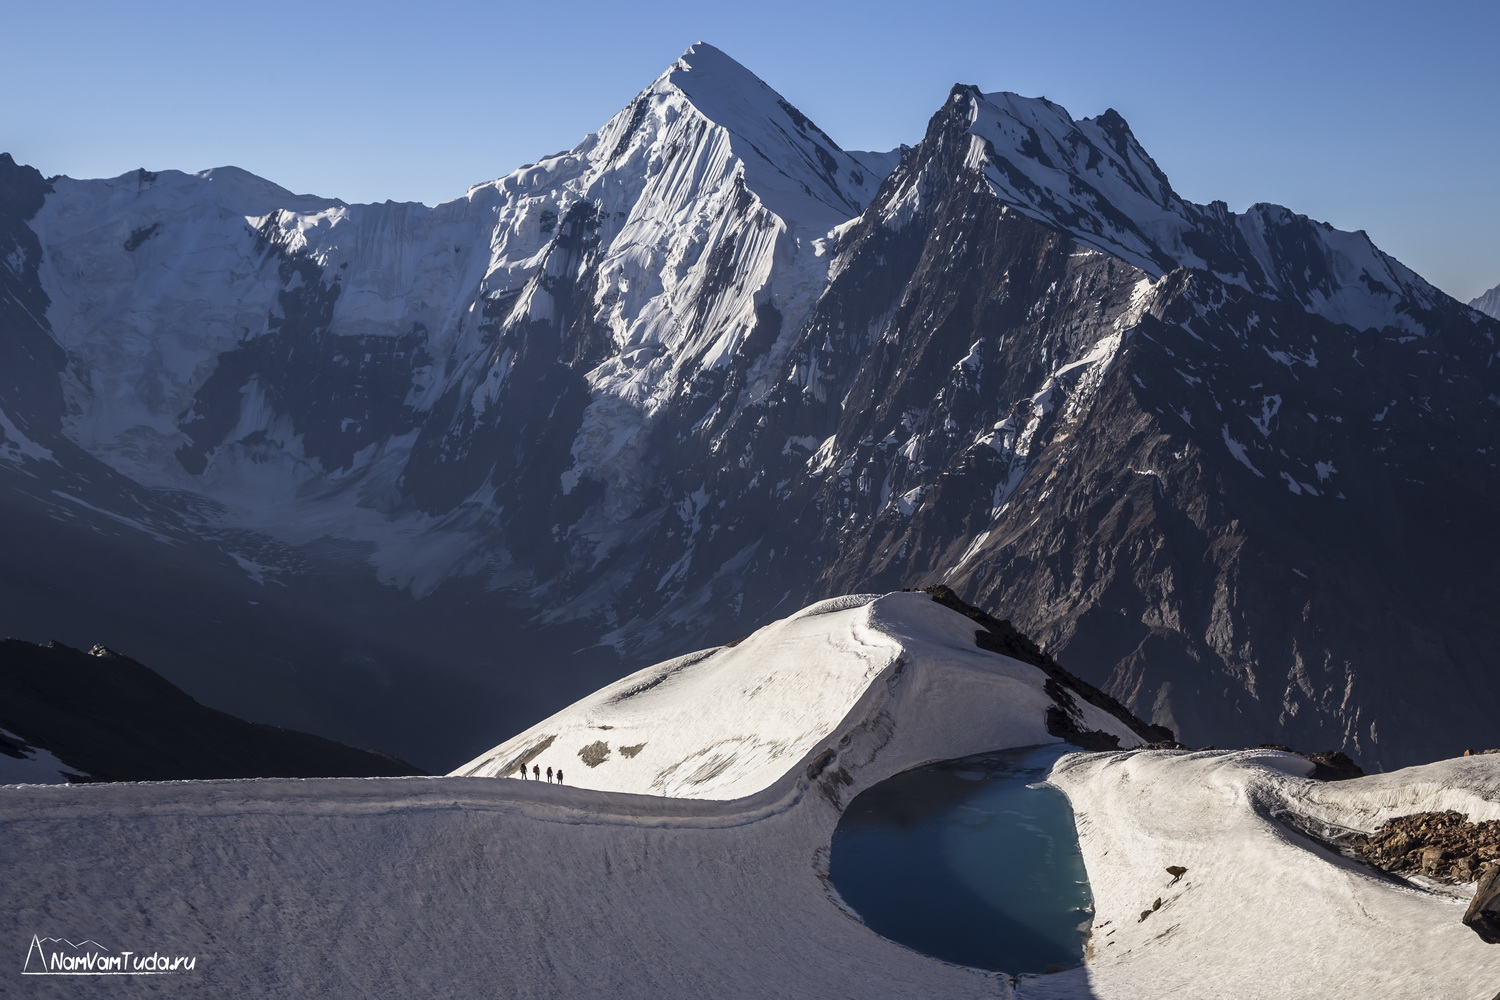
3;0;1495;299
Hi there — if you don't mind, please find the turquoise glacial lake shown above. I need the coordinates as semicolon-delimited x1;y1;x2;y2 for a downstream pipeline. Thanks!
828;743;1093;973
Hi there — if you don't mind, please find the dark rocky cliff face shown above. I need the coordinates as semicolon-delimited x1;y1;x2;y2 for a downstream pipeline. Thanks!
639;88;1500;768
923;268;1499;764
1;59;1496;771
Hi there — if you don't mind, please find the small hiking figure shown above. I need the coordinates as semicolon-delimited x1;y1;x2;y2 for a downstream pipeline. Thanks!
517;764;526;779
547;766;554;783
556;769;564;784
533;764;540;780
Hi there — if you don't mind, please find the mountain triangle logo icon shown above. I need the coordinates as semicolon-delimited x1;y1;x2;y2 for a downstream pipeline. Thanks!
22;935;199;975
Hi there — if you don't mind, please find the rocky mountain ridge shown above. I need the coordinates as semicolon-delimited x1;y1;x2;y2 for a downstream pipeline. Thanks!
0;638;424;781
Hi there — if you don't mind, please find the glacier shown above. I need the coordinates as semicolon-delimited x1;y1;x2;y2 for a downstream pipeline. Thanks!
2;591;1495;998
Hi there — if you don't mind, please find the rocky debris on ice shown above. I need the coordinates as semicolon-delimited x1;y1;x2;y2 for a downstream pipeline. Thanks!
922;585;1175;747
1349;809;1500;884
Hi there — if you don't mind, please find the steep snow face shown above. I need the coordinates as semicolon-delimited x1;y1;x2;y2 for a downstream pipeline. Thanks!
493;41;894;422
659;43;896;227
454;591;1143;798
34;169;344;479
1472;280;1500;319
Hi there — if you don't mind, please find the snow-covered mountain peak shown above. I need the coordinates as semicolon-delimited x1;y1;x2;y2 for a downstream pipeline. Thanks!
619;42;895;228
190;165;345;211
952;86;1193;275
928;86;1451;334
668;41;773;97
1471;280;1500;320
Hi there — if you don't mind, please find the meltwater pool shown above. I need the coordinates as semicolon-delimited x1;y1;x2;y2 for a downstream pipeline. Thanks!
828;743;1093;973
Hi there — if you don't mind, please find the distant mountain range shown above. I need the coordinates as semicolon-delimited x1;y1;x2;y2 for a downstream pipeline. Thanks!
1471;281;1500;319
1;43;1496;771
0;639;423;781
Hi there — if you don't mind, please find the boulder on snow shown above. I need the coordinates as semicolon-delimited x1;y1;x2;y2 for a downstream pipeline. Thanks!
1463;865;1500;944
1303;750;1365;780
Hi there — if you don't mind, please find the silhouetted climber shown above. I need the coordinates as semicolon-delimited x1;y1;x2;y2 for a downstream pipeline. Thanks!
556;769;564;784
533;764;540;780
516;764;526;779
547;766;554;783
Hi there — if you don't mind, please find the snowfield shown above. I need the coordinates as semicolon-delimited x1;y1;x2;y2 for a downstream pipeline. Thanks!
1052;750;1500;999
2;592;1496;997
450;591;1133;798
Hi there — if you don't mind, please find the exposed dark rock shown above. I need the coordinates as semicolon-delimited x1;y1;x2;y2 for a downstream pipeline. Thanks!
806;747;837;781
1303;750;1365;781
0;638;425;781
1166;866;1187;884
1255;745;1365;780
923;585;1173;746
578;740;611;767
123;222;159;251
1044;707;1123;752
